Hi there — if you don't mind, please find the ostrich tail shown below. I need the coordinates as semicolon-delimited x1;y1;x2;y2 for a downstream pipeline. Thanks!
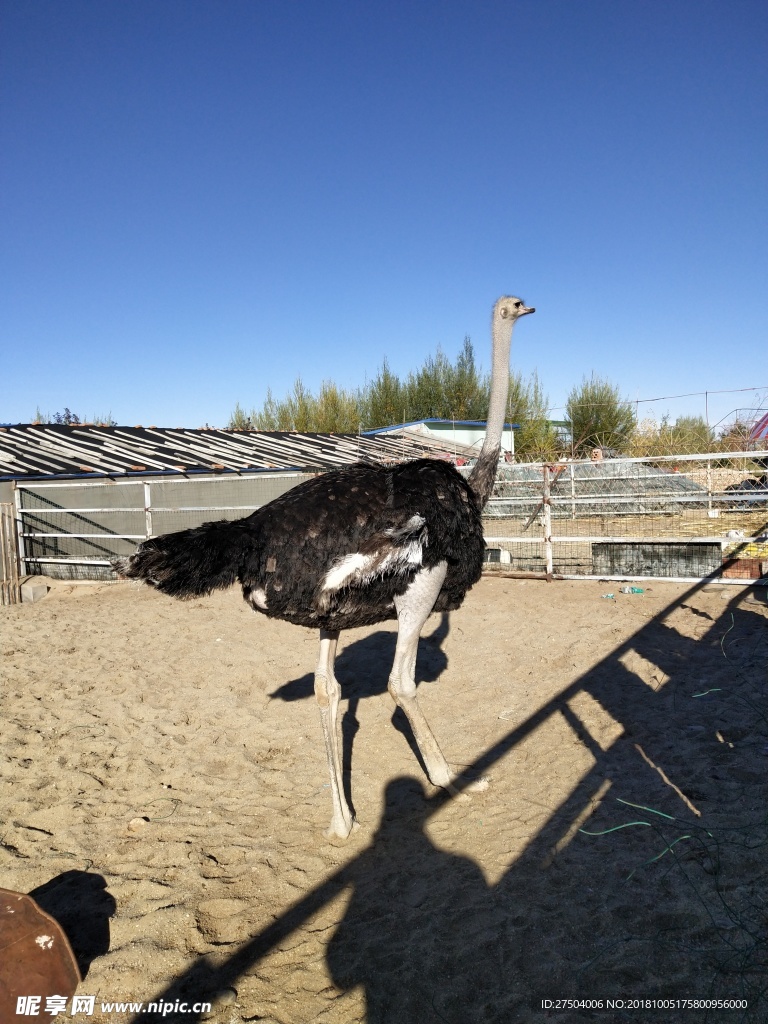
113;518;255;598
468;446;501;509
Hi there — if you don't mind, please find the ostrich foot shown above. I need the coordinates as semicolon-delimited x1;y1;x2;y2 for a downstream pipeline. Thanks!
324;816;360;841
445;775;491;802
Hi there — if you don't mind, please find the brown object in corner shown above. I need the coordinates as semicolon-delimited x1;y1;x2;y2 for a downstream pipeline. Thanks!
0;888;81;1018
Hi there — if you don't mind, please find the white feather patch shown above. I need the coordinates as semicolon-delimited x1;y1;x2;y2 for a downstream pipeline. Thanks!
322;553;370;593
247;586;269;610
321;532;425;595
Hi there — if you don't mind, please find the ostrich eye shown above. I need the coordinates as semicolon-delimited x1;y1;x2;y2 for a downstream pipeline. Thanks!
514;301;522;308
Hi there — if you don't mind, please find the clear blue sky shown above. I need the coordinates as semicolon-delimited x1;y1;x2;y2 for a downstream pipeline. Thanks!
2;0;766;431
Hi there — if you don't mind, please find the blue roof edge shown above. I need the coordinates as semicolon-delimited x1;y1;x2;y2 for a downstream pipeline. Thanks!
363;419;520;435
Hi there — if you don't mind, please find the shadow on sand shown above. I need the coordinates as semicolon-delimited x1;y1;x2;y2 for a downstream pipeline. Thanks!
270;613;452;812
123;573;767;1023
29;870;115;980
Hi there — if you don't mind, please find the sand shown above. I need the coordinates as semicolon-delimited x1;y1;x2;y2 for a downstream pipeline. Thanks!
2;575;766;1023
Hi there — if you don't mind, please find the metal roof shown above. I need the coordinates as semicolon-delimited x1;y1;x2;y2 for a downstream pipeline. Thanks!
363;418;519;433
0;424;466;481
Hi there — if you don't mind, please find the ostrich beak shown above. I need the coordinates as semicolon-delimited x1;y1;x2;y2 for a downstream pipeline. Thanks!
521;305;535;315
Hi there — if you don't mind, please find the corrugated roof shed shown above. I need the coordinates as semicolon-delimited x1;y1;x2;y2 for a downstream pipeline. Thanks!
0;424;464;481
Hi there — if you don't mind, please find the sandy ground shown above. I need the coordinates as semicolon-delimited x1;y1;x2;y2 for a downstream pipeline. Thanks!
2;575;767;1023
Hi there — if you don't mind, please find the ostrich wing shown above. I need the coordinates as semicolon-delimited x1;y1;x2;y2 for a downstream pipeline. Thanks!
316;513;427;611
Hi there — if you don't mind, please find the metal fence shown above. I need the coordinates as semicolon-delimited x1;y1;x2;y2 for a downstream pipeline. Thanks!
10;452;768;585
14;472;316;580
480;450;768;583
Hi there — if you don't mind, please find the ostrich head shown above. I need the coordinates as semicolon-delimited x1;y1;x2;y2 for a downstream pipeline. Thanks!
488;297;535;410
495;296;535;321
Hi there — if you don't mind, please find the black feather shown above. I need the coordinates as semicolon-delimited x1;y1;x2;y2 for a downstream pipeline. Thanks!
115;518;254;599
117;459;486;630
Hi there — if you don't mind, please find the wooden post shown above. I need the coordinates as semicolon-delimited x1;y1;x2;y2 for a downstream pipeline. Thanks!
0;502;21;604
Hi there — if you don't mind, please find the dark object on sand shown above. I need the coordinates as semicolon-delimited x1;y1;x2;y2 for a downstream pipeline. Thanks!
0;888;81;1019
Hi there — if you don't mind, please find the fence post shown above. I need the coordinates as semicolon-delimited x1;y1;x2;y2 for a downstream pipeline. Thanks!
13;484;28;578
706;459;713;515
543;464;554;578
1;502;21;604
144;481;153;540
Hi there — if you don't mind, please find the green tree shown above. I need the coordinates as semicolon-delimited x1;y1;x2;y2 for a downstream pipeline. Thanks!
718;418;753;453
366;358;407;428
229;402;252;429
255;388;282;430
508;370;560;460
228;338;556;448
33;406;116;427
405;348;453;420
566;375;636;456
445;336;488;420
284;379;315;432
668;415;715;454
314;381;362;432
630;414;716;456
92;412;118;427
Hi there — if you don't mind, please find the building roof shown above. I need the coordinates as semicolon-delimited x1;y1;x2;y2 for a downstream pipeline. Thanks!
363;418;519;434
0;423;466;482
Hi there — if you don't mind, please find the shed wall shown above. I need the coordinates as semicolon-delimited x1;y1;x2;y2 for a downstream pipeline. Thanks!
16;472;315;580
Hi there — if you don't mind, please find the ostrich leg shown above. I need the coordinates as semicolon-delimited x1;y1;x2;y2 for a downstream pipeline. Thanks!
388;562;459;790
315;628;355;839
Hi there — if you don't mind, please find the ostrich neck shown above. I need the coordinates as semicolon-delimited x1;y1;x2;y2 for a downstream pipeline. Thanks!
468;315;514;508
484;315;514;454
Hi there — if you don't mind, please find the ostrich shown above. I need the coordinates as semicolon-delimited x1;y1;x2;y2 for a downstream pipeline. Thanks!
116;296;534;838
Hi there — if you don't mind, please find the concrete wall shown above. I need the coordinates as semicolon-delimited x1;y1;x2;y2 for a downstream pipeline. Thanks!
419;423;515;454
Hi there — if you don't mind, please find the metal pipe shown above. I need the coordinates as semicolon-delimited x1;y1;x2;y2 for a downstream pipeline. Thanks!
543;464;554;577
144;482;152;540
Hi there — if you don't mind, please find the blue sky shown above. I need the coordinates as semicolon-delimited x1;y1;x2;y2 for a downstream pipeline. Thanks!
2;0;766;431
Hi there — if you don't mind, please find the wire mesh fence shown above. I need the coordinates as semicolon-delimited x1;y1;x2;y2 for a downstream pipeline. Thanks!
480;451;768;582
11;453;768;584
